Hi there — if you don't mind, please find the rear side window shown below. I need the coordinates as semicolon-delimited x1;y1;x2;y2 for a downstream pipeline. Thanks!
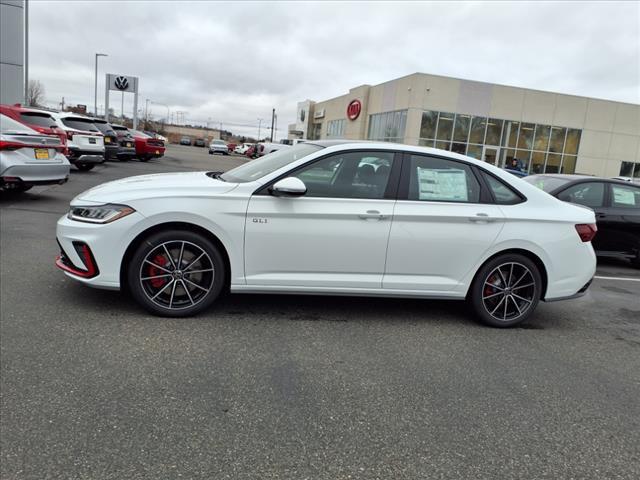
557;182;605;208
20;112;56;128
610;184;640;209
407;155;480;203
480;171;523;205
61;118;100;132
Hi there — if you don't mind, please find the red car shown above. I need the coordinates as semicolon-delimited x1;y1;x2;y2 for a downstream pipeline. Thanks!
130;130;165;161
227;143;237;153
0;104;68;155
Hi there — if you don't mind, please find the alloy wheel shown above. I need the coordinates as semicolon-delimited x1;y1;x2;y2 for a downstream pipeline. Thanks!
139;240;215;310
481;262;536;322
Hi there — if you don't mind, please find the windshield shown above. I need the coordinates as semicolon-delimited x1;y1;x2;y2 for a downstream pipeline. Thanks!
221;143;323;183
522;175;572;192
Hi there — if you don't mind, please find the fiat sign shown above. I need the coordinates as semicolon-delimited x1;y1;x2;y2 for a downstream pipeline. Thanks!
347;99;361;120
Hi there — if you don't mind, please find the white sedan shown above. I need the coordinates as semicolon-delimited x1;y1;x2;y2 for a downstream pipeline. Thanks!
55;141;597;327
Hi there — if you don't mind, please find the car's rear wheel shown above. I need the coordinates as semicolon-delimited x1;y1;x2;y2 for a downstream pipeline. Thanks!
470;254;542;327
76;164;94;171
127;230;225;317
139;156;149;162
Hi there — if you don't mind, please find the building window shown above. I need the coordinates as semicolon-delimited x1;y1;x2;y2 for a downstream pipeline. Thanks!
418;109;582;174
309;123;322;140
619;161;640;179
367;110;407;143
326;119;345;138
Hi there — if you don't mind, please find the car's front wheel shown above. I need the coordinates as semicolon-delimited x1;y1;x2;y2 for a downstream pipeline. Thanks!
127;230;226;317
76;164;95;171
470;254;542;327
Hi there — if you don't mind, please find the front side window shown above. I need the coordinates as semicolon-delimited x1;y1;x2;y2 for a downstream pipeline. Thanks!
407;155;480;203
557;182;605;208
610;184;640;209
293;151;395;199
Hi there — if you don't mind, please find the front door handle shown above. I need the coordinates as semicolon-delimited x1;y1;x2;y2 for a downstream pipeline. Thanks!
358;210;387;220
468;213;495;223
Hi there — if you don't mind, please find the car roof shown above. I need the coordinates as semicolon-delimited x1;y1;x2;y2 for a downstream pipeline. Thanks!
528;173;636;186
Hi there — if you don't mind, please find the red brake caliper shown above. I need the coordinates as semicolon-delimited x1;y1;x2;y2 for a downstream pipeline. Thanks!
484;274;498;297
148;254;168;288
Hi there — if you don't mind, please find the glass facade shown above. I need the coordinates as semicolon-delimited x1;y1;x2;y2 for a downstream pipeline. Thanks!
419;110;582;174
326;119;346;138
367;110;407;143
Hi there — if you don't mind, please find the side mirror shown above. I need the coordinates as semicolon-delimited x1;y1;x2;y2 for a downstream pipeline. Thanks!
270;177;307;197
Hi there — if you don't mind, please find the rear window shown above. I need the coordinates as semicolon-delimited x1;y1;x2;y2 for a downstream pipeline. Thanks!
61;118;100;132
523;175;571;192
92;122;115;135
20;112;57;128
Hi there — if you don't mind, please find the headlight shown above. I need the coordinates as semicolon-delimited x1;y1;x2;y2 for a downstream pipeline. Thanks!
68;204;135;224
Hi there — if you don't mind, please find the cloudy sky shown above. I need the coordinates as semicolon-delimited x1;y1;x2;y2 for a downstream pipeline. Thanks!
30;1;639;139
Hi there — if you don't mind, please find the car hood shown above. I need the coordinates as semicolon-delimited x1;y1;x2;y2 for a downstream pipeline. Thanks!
72;171;238;205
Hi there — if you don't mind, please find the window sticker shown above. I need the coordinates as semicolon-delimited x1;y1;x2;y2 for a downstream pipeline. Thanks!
417;167;468;201
613;188;636;206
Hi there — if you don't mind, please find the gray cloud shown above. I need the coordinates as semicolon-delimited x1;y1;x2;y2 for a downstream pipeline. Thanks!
29;1;639;138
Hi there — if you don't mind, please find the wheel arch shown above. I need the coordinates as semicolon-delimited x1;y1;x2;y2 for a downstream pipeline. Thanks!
119;221;232;293
466;248;548;300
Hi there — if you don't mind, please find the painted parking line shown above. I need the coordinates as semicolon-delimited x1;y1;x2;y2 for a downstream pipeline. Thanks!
594;275;640;283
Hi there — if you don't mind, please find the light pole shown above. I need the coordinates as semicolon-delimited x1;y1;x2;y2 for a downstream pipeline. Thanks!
257;118;264;141
94;53;108;116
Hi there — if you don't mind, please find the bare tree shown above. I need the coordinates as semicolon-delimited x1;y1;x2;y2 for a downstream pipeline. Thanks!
26;79;46;107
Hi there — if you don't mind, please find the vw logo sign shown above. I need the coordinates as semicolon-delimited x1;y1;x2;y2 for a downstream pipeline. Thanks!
114;76;129;91
347;99;361;121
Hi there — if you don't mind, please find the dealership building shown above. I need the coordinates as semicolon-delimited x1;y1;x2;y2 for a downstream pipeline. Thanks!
289;73;640;178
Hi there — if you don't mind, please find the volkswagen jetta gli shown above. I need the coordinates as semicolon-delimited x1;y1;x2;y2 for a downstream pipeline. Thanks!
56;141;597;327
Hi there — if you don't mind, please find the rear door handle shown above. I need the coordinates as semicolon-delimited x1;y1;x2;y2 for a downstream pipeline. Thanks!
358;210;387;220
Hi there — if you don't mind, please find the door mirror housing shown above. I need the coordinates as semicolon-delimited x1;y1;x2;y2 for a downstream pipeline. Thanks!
270;177;307;197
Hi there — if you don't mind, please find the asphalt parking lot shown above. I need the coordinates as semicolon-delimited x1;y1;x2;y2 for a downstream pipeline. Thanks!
1;144;639;479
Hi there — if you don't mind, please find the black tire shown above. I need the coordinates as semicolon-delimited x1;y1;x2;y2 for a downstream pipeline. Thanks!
469;253;542;328
2;185;32;193
76;164;94;171
127;229;225;317
139;156;149;162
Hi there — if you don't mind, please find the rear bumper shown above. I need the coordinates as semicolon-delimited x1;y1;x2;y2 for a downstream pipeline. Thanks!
544;278;593;302
104;145;120;160
0;162;70;184
116;147;136;159
70;154;105;166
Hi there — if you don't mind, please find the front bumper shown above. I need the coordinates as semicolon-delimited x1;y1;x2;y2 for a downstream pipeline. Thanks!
104;144;120;161
55;211;146;290
116;147;136;160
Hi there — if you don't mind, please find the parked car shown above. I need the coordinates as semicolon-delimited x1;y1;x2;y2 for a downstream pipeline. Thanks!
255;142;290;157
227;143;237;153
524;174;640;267
55;141;597;327
1;113;70;192
208;139;228;155
109;124;137;161
245;144;257;158
0;104;68;155
91;119;121;161
50;112;105;171
504;167;528;178
194;138;206;147
234;143;253;155
180;136;191;146
130;130;166;161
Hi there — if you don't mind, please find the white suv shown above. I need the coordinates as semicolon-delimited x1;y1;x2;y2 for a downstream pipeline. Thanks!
50;112;105;171
208;140;228;155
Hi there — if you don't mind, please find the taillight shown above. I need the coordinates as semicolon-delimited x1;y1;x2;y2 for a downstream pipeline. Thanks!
0;140;25;151
575;223;597;242
66;131;75;140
